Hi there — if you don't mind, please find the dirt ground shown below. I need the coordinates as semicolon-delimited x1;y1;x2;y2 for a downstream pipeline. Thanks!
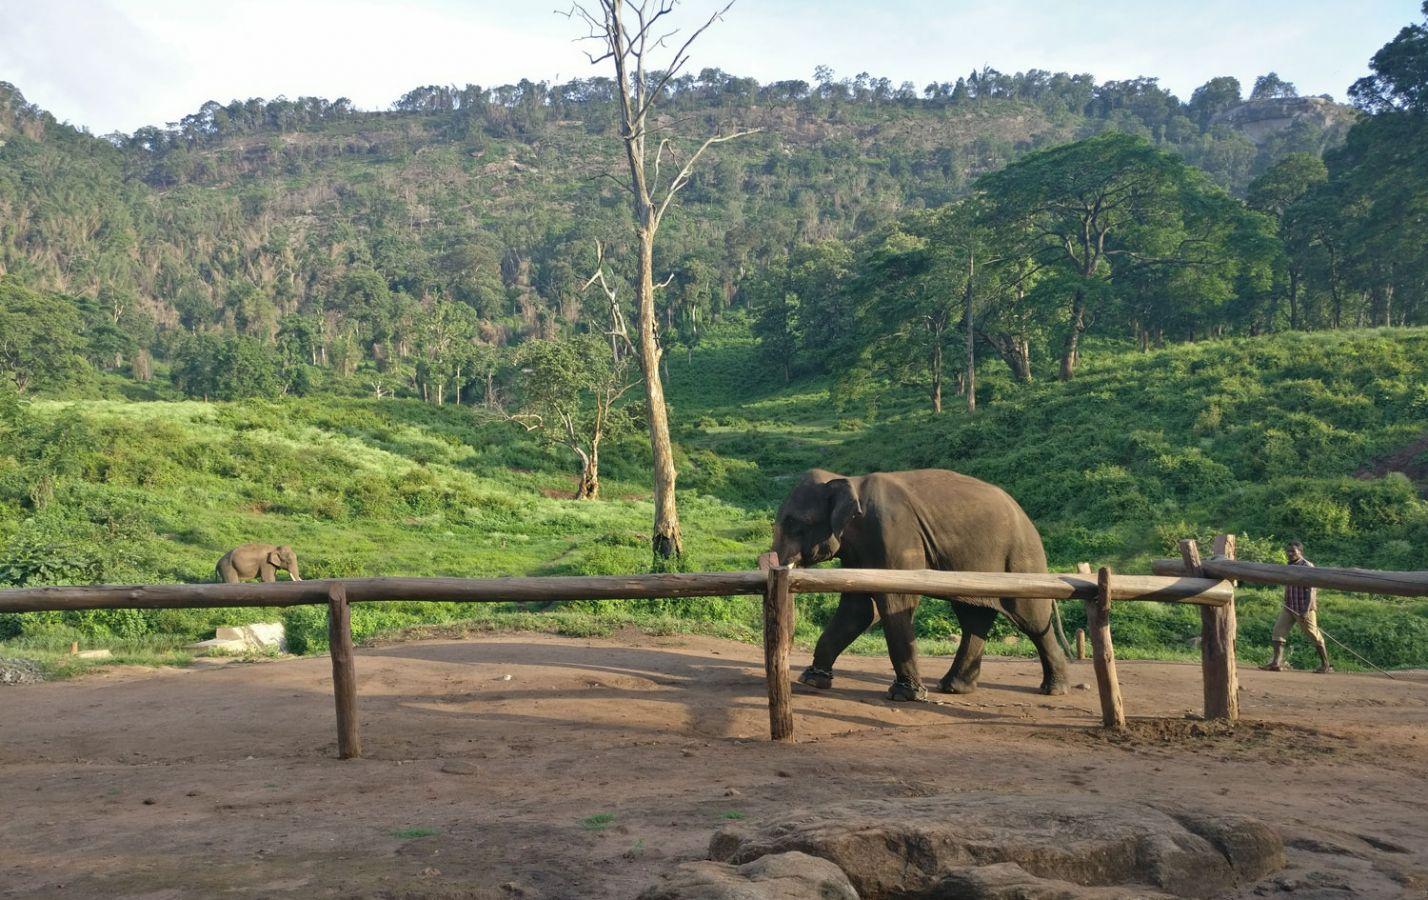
1;632;1425;899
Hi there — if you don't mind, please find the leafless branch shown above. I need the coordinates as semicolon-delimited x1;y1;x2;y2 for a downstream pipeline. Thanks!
635;0;737;121
509;412;545;432
582;241;638;357
653;127;761;225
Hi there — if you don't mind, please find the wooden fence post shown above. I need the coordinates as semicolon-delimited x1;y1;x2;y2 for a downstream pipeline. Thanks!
327;583;361;759
1087;567;1126;728
1202;534;1239;721
762;558;795;742
1074;563;1090;662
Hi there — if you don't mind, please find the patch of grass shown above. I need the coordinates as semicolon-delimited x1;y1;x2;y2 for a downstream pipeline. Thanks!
579;813;615;831
392;827;440;839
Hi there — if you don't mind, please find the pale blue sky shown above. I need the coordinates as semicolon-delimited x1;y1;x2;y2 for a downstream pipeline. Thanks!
0;0;1418;135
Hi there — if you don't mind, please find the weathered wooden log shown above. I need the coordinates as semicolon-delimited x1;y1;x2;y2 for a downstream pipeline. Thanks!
327;583;361;760
0;569;1234;613
1087;567;1125;729
1075;628;1086;661
763;564;795;742
786;569;1232;606
0;573;769;612
1150;558;1428;597
1201;535;1239;721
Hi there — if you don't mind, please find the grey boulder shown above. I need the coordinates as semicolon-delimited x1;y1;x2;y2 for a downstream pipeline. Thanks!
638;850;859;900
709;793;1283;899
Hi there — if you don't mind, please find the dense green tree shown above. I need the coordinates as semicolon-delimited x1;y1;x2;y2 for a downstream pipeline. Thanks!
977;133;1252;379
511;336;634;499
1248;154;1328;329
0;279;90;394
1188;76;1242;127
1250;72;1298;100
1349;1;1428;113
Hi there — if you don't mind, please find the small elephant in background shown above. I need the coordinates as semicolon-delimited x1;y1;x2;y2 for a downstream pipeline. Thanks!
216;544;302;583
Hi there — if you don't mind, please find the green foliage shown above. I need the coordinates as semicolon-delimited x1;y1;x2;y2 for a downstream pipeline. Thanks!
0;58;1366;410
0;278;92;395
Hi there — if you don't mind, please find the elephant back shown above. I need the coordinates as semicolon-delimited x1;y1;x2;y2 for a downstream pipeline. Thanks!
859;469;1047;574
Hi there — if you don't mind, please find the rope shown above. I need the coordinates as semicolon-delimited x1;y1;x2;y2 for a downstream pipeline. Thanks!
1280;603;1397;680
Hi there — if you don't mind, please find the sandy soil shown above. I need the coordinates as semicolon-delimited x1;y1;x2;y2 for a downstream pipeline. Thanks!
1;632;1425;899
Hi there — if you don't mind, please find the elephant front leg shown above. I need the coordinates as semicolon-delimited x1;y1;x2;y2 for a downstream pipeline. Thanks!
878;593;927;702
940;603;996;694
802;592;875;690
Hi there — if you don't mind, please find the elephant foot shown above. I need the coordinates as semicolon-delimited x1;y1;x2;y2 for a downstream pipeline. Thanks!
887;680;927;702
938;676;978;695
1040;680;1069;696
798;666;834;690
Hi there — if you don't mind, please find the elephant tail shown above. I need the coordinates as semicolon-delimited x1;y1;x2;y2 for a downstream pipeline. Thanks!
1052;601;1073;658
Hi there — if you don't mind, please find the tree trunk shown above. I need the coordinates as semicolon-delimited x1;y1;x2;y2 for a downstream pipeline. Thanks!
637;230;683;562
1288;268;1300;330
575;445;599;500
964;253;975;414
1059;290;1086;381
930;336;943;414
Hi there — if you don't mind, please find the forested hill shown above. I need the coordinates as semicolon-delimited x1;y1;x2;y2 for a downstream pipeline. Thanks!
0;69;1350;348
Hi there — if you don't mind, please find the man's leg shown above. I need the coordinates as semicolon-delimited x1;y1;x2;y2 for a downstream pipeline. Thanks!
1261;608;1295;671
1299;609;1333;674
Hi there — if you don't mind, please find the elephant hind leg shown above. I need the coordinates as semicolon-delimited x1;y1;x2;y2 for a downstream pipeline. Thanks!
1002;597;1069;696
940;603;996;694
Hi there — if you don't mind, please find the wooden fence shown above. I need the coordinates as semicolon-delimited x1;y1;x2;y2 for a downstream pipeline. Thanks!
0;552;1244;757
2;532;1417;757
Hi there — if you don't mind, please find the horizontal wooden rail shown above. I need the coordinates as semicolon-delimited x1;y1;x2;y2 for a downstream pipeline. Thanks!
0;573;769;613
1150;558;1428;597
0;569;1233;613
789;569;1233;606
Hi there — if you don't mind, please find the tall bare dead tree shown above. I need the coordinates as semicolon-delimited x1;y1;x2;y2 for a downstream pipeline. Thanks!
568;0;757;563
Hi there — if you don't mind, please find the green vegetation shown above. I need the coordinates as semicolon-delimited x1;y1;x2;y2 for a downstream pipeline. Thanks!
580;813;616;831
1;325;1426;673
391;828;440;839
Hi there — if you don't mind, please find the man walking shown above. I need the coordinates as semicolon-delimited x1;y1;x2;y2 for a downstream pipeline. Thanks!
1261;541;1333;673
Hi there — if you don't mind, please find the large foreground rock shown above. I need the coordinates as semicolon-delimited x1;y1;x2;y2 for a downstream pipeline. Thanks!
710;794;1283;899
638;851;859;899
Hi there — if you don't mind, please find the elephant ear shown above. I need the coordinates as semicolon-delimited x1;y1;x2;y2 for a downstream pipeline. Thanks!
268;549;285;567
827;478;863;536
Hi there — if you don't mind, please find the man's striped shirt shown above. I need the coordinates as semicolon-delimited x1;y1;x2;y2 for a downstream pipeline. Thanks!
1285;557;1316;615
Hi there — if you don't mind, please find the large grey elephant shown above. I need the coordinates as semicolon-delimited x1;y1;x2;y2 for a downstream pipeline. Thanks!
770;468;1067;701
215;544;302;583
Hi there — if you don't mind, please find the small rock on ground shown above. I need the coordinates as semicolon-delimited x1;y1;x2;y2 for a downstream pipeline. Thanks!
0;657;45;686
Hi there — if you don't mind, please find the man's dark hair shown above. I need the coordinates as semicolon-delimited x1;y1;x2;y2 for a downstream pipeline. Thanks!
1287;540;1304;551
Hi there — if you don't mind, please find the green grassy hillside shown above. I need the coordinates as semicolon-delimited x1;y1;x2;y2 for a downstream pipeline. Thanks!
3;326;1426;673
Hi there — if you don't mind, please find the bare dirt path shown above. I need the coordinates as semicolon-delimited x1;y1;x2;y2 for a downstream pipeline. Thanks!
2;632;1425;899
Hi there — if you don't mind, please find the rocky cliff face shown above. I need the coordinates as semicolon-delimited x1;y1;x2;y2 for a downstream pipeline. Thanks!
1213;96;1357;145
